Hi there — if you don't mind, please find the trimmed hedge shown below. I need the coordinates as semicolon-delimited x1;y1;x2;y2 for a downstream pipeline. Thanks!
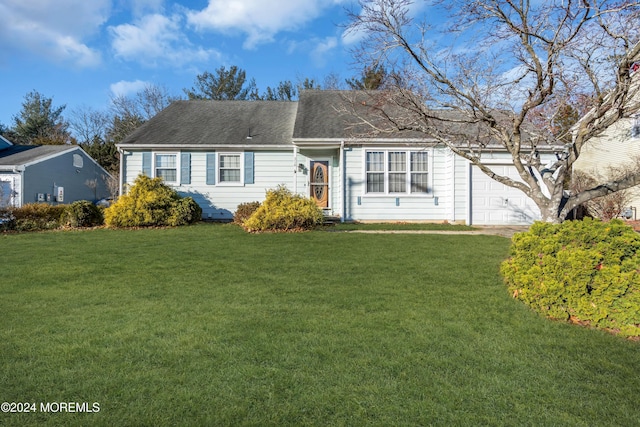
243;186;323;232
501;218;640;337
104;174;201;228
0;203;67;231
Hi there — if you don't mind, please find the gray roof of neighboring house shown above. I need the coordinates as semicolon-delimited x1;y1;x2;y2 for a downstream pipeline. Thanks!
119;100;299;147
0;144;76;167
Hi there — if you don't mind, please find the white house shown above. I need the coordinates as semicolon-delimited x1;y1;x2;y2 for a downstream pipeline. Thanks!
117;91;556;225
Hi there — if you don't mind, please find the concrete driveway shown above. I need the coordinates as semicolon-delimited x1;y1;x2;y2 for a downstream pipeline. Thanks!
345;226;530;238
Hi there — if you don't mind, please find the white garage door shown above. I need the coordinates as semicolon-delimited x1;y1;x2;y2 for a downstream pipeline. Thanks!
470;165;540;225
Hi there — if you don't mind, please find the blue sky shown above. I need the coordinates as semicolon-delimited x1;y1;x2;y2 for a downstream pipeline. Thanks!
0;0;366;130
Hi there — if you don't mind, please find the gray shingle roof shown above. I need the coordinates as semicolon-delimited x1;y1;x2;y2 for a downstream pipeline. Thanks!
0;144;75;167
293;90;426;140
119;100;298;147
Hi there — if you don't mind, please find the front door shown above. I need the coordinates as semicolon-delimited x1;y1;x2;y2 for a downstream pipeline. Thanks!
310;161;329;208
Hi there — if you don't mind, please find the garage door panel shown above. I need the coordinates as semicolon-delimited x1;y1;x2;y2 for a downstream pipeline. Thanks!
471;165;540;225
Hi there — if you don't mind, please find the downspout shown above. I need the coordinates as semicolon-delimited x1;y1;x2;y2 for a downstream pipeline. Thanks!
16;166;25;208
118;148;124;196
293;145;298;194
466;160;472;226
340;140;345;222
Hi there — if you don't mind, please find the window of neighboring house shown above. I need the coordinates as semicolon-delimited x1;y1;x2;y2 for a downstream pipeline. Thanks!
219;153;242;183
155;153;177;183
365;150;430;194
632;115;640;139
0;181;12;207
73;154;83;168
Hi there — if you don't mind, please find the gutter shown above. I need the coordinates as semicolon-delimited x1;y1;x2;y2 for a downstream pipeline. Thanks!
116;144;295;150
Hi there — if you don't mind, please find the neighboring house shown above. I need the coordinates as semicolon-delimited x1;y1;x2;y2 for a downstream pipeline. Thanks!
117;91;557;225
0;138;112;208
572;61;640;218
572;114;640;216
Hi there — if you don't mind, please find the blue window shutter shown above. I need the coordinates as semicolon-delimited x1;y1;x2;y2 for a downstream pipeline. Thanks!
206;153;216;185
244;151;254;184
180;152;191;185
142;152;152;176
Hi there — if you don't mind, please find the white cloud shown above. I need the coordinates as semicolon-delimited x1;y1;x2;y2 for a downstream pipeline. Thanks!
310;37;338;66
109;13;219;66
186;0;347;49
0;0;108;67
110;79;149;97
129;0;165;16
287;35;341;68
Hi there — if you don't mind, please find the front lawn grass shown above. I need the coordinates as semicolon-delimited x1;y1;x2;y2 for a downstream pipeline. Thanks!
2;224;639;426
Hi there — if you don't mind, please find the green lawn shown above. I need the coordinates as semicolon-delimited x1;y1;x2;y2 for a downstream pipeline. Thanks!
2;224;639;426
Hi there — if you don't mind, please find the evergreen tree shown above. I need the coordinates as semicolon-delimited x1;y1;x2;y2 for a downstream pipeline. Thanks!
11;91;71;145
184;66;258;100
262;81;298;101
345;65;387;90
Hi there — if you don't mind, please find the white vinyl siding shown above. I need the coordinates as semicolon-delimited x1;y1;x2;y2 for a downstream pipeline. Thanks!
573;116;640;210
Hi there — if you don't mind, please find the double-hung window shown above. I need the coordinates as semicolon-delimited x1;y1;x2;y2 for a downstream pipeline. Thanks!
155;154;177;183
632;115;640;139
410;152;429;193
219;153;241;183
366;151;384;193
388;151;407;193
365;150;429;194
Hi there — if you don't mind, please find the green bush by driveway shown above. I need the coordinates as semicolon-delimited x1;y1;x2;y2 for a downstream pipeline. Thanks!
502;219;640;337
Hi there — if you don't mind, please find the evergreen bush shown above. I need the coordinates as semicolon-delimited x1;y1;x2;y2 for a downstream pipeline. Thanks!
167;197;202;226
501;218;640;337
104;175;201;227
243;186;323;232
62;200;104;228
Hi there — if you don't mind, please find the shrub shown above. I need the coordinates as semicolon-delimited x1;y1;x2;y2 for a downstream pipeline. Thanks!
233;201;261;225
62;200;104;228
501;218;640;337
243;186;323;232
167;197;202;226
3;203;67;231
104;175;201;227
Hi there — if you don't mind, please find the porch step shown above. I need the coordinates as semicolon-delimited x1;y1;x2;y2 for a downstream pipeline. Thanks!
322;215;342;225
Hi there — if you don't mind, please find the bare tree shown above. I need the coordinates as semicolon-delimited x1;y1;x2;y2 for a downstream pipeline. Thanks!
346;0;640;222
69;105;110;145
110;83;178;123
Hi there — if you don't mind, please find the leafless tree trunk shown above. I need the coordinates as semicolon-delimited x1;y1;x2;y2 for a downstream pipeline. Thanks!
346;0;640;222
